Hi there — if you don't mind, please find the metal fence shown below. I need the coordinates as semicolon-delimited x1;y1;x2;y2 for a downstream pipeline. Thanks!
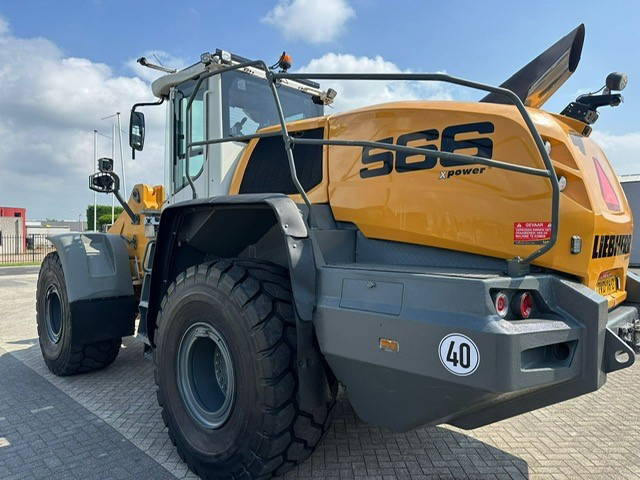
0;234;55;264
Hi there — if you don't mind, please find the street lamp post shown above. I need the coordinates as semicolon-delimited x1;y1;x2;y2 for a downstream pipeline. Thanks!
93;129;97;232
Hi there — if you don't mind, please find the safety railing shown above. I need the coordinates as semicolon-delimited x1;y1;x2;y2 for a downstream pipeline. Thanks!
0;234;55;264
184;60;559;272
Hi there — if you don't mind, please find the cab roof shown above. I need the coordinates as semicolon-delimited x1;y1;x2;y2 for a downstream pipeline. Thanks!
151;50;321;99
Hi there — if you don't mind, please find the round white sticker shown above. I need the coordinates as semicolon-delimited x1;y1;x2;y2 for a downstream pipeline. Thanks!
438;333;480;376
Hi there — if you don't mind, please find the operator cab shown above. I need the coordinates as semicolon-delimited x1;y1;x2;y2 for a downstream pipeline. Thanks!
131;51;331;204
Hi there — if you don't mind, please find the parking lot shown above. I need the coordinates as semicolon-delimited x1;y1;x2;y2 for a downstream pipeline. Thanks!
0;267;638;480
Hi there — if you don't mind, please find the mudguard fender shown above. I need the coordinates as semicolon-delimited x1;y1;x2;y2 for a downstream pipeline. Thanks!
48;233;137;342
142;194;328;409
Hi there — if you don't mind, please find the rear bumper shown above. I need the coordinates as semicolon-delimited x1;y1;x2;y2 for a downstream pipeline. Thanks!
315;265;638;431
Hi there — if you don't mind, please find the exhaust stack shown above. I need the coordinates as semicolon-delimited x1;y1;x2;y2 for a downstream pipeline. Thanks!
481;24;585;108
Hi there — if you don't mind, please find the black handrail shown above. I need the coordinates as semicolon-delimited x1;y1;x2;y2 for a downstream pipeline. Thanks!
183;63;560;271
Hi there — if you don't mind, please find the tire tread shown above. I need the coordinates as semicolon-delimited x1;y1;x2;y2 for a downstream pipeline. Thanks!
154;258;335;479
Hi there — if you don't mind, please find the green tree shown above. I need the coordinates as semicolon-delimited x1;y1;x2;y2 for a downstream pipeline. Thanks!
86;205;124;232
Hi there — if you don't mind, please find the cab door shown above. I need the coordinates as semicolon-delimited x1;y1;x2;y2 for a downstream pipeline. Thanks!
169;79;209;203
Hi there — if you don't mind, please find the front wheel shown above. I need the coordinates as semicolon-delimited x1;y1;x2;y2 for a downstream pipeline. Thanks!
36;252;121;375
154;259;335;479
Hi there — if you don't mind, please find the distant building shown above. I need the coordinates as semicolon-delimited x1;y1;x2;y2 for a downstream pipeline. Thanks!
0;207;27;253
27;219;86;236
25;219;86;248
50;220;87;232
25;221;69;249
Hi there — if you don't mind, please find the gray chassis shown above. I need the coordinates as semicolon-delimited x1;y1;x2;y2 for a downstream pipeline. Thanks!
49;194;638;431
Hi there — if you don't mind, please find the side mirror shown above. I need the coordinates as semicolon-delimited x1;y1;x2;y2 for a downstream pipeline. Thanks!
129;111;145;152
89;171;118;194
89;169;140;224
606;72;628;92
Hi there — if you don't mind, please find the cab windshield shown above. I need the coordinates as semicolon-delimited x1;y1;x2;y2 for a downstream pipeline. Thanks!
221;70;323;138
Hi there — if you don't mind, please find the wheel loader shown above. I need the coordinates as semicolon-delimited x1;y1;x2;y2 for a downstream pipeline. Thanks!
36;24;639;479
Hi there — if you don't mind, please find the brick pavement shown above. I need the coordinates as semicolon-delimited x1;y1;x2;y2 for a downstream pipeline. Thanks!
0;271;639;479
0;345;173;480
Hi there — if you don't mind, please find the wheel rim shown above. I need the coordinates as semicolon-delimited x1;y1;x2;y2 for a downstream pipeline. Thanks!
45;285;63;344
177;322;235;429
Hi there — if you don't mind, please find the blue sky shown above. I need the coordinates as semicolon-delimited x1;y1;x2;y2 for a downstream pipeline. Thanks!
0;0;639;219
3;0;638;132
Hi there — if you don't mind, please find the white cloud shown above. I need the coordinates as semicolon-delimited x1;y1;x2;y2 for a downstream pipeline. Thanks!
0;17;170;221
126;50;186;83
262;0;355;44
591;130;640;176
298;53;454;111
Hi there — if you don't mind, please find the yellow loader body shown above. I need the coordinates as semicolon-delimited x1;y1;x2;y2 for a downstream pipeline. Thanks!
230;102;632;308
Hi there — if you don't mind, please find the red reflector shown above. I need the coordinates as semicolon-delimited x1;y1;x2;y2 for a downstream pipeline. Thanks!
495;292;508;318
593;157;621;212
519;292;534;319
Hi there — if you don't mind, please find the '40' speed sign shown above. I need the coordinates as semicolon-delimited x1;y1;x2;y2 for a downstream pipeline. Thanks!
438;333;480;376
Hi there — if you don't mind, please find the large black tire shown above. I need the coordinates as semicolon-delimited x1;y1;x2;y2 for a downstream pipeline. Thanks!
154;259;336;480
36;252;121;376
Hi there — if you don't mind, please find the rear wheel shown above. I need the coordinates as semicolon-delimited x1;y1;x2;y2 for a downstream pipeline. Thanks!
36;252;121;375
154;259;336;479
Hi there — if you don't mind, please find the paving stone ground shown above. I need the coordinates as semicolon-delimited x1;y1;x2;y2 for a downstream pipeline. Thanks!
0;270;638;479
0;344;173;480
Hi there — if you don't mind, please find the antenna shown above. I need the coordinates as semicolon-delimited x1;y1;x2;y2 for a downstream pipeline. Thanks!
137;57;176;74
152;53;165;66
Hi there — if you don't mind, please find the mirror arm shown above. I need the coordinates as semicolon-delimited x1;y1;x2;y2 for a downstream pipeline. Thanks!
89;171;139;225
114;189;139;225
130;97;165;114
130;97;165;159
578;93;623;109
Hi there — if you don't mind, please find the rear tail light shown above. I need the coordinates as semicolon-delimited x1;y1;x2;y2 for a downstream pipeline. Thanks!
494;291;536;319
494;292;509;318
517;292;534;319
593;157;621;212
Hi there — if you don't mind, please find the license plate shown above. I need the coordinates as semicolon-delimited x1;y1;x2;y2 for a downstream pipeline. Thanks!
596;275;619;296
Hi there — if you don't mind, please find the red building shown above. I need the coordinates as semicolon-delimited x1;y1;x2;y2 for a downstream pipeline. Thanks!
0;207;27;250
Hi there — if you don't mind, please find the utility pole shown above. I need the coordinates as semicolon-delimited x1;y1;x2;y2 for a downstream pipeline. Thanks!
101;112;122;225
93;129;97;232
111;122;116;224
116;112;127;196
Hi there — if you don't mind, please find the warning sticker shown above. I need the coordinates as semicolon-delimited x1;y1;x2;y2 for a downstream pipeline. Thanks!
514;222;552;245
